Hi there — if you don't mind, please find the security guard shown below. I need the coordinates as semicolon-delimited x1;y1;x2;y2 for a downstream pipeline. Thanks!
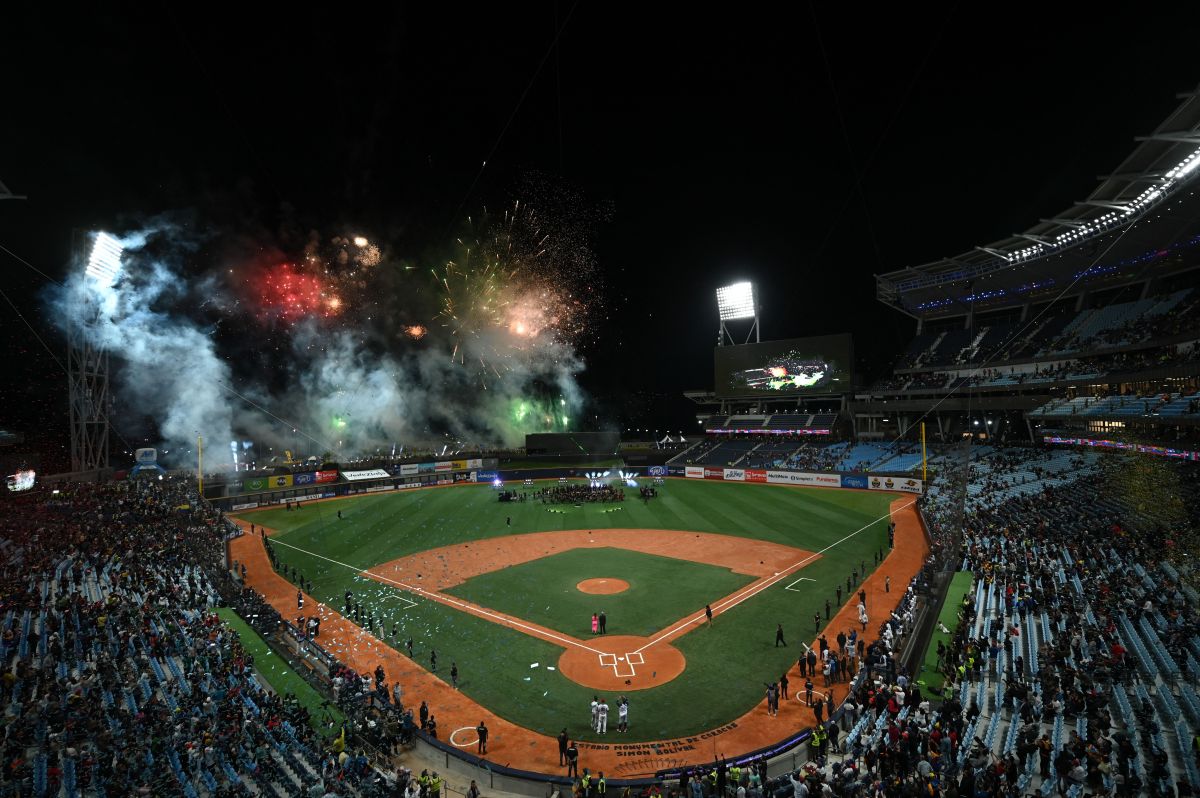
579;768;592;798
596;771;607;798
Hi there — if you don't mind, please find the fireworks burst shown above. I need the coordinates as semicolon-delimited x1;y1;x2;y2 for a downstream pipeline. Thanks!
434;201;599;371
403;324;428;340
258;264;342;319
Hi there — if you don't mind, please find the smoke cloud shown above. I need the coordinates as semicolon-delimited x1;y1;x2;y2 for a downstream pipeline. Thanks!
50;201;600;468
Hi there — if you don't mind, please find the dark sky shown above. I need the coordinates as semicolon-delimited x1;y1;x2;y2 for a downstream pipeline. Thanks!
2;4;1198;455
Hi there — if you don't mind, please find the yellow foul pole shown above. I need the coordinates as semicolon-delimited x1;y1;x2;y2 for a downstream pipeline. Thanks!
921;422;927;483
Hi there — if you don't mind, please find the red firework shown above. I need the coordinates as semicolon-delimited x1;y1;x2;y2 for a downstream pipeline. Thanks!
258;263;341;319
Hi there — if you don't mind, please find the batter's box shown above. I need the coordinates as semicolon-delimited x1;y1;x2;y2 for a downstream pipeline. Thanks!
598;651;643;678
386;594;419;610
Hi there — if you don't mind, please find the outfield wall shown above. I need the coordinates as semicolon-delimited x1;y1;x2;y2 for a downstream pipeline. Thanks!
671;465;923;494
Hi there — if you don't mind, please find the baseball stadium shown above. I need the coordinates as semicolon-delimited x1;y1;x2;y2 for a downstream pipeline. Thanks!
4;11;1200;798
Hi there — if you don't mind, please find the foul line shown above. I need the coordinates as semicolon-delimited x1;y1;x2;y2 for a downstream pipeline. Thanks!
264;535;604;655
783;577;816;592
630;499;916;655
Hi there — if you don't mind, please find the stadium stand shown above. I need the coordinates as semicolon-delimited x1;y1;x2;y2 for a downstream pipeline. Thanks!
0;481;405;797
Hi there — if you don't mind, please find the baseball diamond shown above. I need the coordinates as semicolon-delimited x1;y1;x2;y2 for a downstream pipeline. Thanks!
232;476;927;776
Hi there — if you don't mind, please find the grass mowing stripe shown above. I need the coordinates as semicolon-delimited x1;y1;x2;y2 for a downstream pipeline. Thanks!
216;608;345;737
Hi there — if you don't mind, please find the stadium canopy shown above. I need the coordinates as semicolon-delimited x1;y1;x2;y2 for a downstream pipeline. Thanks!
878;83;1200;317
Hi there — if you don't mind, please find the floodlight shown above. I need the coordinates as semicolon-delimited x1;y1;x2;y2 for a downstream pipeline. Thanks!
86;232;123;286
716;282;756;321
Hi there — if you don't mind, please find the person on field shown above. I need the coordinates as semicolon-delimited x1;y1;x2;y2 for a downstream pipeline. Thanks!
591;613;599;635
775;623;787;647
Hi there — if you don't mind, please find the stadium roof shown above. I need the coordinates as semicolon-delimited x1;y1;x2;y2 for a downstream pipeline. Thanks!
878;83;1200;317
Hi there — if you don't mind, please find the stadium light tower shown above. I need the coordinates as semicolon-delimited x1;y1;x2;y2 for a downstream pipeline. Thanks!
716;281;759;346
68;231;123;474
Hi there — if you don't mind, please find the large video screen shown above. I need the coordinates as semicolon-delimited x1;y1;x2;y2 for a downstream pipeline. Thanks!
714;334;853;397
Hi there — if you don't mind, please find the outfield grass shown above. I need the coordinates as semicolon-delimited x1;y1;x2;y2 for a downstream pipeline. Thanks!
445;547;756;638
216;608;345;737
240;479;897;741
915;571;974;693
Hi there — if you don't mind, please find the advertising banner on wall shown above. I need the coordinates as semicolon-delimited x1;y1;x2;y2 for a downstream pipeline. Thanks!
467;458;483;469
293;472;316;486
268;475;293;489
745;469;767;483
242;477;267;492
765;471;839;487
723;468;746;481
315;470;339;484
418;462;435;474
840;474;868;489
399;464;419;476
868;476;923;494
450;460;467;471
453;472;475;483
477;471;498;482
685;466;704;479
703;467;725;479
434;461;453;472
342;468;392;481
648;466;667;477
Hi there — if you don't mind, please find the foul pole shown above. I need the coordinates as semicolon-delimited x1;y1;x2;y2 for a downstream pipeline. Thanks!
921;422;927;483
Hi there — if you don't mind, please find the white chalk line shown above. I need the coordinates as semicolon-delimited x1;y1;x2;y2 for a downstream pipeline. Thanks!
265;536;604;655
630;499;915;655
783;577;817;592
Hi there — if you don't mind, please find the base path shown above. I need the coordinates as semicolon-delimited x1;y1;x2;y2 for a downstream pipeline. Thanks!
231;495;927;777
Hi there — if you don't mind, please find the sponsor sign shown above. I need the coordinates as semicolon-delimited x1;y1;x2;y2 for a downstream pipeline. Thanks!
703;467;725;480
450;459;467;471
723;468;745;481
365;484;394;493
269;475;293;489
840;474;868;489
418;462;436;474
231;502;259;511
685;466;704;479
452;472;475;483
293;472;315;486
341;468;392;481
434;461;453;472
868;476;923;494
399;464;419;476
315;470;339;483
705;428;833;436
467;458;483;469
135;448;158;463
242;477;267;492
745;469;767;483
648;465;667;477
477;471;498;482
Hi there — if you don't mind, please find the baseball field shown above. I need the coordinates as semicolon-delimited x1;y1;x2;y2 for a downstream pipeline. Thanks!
231;477;926;776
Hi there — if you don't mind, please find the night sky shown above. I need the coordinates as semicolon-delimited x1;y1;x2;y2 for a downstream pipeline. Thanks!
2;5;1197;462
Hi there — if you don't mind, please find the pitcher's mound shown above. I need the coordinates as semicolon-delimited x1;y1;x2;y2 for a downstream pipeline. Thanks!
577;578;629;594
559;635;686;691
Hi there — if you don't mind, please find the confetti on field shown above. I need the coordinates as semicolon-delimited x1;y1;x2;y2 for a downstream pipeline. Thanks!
530;662;539;668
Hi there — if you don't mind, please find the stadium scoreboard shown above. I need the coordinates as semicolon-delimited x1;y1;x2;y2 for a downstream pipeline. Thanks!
714;334;853;397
